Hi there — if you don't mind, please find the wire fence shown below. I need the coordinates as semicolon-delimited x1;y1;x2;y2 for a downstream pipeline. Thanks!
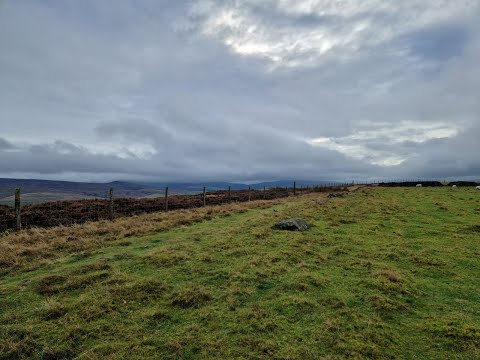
0;183;352;232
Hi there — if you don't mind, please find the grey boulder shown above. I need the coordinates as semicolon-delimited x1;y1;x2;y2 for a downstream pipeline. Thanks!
272;218;312;231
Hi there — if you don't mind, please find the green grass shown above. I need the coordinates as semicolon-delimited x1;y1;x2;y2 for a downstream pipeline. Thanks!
1;188;479;359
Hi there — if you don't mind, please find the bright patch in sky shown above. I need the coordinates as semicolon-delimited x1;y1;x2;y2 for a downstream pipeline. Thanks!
189;0;475;68
306;122;460;167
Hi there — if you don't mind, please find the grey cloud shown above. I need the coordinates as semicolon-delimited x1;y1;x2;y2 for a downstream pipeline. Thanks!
407;24;470;62
95;119;172;144
0;138;15;150
0;0;479;182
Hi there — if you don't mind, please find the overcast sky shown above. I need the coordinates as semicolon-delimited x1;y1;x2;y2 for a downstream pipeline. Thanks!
1;0;479;183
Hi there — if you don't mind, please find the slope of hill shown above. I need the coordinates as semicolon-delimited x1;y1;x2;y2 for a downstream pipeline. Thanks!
0;187;478;359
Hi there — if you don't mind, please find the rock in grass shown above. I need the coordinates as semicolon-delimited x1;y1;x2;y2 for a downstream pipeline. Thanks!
272;218;312;231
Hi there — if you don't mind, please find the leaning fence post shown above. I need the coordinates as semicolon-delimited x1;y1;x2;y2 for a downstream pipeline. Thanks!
293;181;296;196
165;187;169;211
203;187;206;207
228;186;231;203
15;188;21;231
109;188;114;220
248;186;251;201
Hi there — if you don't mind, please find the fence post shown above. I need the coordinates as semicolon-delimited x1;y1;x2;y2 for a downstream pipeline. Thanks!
293;181;296;196
165;187;169;211
203;186;206;207
109;188;114;220
228;186;231;203
15;188;21;231
263;186;266;200
248;186;251;201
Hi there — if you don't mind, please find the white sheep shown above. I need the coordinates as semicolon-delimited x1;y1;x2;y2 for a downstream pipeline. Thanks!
416;184;422;187
476;186;480;190
452;185;457;189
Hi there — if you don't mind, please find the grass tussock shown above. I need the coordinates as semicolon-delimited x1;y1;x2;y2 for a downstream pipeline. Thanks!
0;329;40;360
111;279;170;302
369;269;415;296
35;271;110;295
171;284;213;308
144;247;191;268
425;315;480;351
40;298;68;320
76;262;112;273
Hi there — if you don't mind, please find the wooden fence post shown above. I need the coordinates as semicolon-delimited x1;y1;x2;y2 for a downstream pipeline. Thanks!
293;181;296;196
228;186;231;203
248;186;251;201
109;188;114;220
203;187;206;207
263;186;266;200
165;187;169;211
15;188;21;231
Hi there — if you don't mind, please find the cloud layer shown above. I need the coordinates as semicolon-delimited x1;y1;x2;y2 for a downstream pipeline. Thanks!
0;0;479;182
188;0;474;69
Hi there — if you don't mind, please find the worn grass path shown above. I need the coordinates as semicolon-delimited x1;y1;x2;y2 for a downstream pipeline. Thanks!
1;188;479;359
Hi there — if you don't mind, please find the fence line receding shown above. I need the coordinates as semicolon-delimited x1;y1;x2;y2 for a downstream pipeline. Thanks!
0;183;351;232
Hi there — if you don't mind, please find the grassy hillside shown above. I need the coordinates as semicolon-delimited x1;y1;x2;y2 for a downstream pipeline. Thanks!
1;188;479;359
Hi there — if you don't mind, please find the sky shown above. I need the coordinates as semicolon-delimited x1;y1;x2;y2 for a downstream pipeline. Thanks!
0;0;479;183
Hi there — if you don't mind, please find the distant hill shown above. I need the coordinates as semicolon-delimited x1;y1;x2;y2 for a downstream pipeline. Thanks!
140;180;336;193
0;178;336;205
0;192;99;205
0;179;160;205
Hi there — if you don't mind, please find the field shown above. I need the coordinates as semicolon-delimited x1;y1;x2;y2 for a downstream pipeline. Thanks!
0;187;479;359
0;187;330;232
